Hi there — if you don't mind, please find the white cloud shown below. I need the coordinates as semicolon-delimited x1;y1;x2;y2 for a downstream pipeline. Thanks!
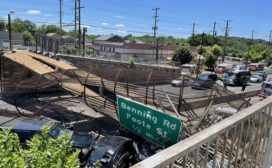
115;15;125;19
101;22;109;26
27;10;41;15
117;29;126;33
178;27;183;30
44;14;52;17
115;24;125;27
81;24;90;28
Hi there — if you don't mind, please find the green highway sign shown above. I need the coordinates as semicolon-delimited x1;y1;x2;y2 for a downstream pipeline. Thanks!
117;95;183;148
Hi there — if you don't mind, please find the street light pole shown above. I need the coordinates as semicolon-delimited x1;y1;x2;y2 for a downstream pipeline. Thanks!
8;13;12;51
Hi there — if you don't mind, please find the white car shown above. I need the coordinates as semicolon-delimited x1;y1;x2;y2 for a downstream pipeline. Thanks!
250;75;263;83
170;77;192;87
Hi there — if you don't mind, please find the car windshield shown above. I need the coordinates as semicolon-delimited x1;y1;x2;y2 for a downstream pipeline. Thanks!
49;124;72;139
251;75;258;78
199;74;209;80
225;72;236;78
181;66;191;69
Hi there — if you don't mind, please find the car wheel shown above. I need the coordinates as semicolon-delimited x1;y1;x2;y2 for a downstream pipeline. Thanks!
113;144;137;168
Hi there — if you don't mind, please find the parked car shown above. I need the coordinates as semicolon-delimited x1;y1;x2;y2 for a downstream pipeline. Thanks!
215;63;233;74
259;81;272;98
191;73;218;89
0;116;138;167
250;75;263;83
223;70;251;86
257;71;267;79
180;64;198;75
249;63;265;71
269;64;272;69
170;77;192;87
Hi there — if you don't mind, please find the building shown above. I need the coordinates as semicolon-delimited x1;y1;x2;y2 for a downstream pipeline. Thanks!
93;35;179;62
0;31;23;49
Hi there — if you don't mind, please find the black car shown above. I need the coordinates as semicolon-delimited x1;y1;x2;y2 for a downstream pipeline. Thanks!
223;70;251;86
191;73;218;89
0;116;138;167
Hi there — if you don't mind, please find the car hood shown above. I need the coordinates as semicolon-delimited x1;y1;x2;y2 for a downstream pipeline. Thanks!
87;136;132;167
223;76;233;81
71;132;94;149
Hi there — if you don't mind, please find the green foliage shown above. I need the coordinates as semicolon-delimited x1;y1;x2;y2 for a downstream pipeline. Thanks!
22;30;34;45
204;50;216;70
0;19;5;31
172;47;193;65
188;33;220;47
0;126;80;168
36;24;65;35
124;34;187;45
91;161;103;168
243;44;272;63
128;57;136;68
12;18;36;33
211;44;223;57
0;128;25;168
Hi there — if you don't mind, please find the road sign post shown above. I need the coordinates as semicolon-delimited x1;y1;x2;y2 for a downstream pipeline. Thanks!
117;95;182;148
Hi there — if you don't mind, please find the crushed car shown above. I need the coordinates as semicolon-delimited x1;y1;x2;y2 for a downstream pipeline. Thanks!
0;115;138;167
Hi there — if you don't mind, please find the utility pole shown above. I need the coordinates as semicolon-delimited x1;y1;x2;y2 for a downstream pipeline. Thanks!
59;0;63;37
74;0;77;47
78;0;81;49
152;7;159;61
246;30;254;68
197;32;205;77
212;22;217;36
269;30;272;45
8;13;12;51
82;27;87;57
192;23;196;36
223;20;230;62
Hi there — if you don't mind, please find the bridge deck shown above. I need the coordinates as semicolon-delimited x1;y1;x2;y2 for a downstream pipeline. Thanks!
3;51;117;119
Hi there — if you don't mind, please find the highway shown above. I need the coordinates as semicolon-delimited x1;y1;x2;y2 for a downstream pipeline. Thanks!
156;76;269;99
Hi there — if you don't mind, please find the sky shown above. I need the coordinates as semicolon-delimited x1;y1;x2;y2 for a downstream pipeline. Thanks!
1;0;272;40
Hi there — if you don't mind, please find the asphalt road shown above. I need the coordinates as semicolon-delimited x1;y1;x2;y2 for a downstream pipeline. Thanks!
157;75;272;99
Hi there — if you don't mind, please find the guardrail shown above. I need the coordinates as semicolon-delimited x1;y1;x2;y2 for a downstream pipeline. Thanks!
131;98;272;168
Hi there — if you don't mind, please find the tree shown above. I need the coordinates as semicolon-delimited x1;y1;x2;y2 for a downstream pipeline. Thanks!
188;33;220;46
22;30;34;45
0;127;80;168
204;50;216;71
262;49;272;65
211;44;223;58
36;24;65;35
172;47;193;65
12;18;36;33
0;19;5;31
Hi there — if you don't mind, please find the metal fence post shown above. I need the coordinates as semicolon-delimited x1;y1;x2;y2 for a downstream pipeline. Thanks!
263;117;272;168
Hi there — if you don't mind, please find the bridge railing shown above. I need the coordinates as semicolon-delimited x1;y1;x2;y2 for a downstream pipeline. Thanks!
131;98;272;168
